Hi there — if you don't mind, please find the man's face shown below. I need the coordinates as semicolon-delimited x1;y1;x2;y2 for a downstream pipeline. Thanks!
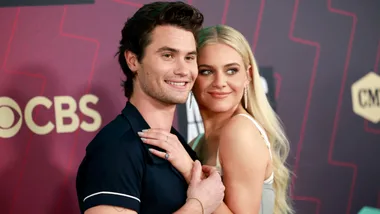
133;25;198;105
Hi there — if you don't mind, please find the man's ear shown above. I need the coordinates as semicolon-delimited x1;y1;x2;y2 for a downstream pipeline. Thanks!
124;50;139;73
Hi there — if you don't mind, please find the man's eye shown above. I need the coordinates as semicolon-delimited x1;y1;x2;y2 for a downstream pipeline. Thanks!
186;56;196;61
163;53;173;58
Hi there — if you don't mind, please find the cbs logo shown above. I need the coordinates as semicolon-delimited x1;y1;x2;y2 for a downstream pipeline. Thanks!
0;94;102;138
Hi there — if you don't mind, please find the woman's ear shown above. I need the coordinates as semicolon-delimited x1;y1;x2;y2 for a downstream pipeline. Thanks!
245;65;253;87
124;50;140;73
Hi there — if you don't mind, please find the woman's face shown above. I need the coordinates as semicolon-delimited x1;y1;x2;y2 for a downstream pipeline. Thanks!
193;43;250;113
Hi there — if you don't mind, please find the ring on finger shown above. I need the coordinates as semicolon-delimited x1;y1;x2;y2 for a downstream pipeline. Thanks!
165;153;170;160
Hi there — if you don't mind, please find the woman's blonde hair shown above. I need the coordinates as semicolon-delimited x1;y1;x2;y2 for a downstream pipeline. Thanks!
197;25;294;214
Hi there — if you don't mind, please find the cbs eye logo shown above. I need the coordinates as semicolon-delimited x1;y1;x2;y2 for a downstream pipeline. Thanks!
0;94;102;138
0;97;23;138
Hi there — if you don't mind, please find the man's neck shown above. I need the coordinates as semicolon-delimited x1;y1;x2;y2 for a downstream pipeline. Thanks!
129;94;176;132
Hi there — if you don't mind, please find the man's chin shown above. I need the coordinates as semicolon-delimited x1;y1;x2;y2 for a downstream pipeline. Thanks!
170;98;188;105
163;96;188;105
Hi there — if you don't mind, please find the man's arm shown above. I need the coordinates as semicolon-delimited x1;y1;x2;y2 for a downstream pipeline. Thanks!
77;133;145;214
85;199;202;214
85;206;137;214
84;160;223;214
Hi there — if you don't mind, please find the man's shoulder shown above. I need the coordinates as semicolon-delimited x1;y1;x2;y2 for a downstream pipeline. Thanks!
86;114;137;153
76;114;146;214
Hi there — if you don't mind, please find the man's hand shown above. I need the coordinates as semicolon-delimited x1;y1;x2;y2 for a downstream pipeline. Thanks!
202;165;221;178
187;160;225;214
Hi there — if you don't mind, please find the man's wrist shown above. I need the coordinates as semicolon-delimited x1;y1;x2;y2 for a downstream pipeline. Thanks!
173;196;204;214
187;197;204;214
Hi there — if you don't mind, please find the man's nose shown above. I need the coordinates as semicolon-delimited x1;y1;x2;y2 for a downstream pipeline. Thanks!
173;60;189;76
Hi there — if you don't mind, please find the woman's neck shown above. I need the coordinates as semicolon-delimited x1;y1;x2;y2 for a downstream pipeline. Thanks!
200;104;247;138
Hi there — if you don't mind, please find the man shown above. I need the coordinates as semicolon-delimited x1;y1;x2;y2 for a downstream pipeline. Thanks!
75;1;225;214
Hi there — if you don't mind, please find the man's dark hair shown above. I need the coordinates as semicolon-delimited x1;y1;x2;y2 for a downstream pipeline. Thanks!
116;1;204;98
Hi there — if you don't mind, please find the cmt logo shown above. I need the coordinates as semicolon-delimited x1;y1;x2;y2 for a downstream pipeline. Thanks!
0;94;102;138
351;72;380;123
357;88;379;107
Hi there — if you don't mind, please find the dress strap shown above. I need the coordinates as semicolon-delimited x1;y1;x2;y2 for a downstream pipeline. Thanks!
235;114;272;160
191;133;204;150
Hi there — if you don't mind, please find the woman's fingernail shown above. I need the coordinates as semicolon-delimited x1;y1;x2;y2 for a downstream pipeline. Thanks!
141;138;146;141
142;129;148;132
137;131;143;136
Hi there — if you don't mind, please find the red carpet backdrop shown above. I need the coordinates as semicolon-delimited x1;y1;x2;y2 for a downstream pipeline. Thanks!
0;0;379;213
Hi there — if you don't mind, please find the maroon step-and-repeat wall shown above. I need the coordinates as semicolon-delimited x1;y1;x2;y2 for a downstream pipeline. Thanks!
1;0;379;213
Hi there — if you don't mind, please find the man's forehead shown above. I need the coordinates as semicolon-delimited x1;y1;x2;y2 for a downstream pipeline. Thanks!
149;26;196;53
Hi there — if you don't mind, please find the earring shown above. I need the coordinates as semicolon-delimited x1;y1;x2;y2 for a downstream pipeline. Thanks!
189;91;193;109
244;86;248;109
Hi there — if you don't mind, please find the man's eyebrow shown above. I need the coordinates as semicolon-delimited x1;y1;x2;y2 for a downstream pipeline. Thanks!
156;46;197;55
156;46;179;53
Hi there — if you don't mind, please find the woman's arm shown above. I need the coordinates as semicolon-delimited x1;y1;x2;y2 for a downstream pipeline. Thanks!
214;116;270;214
138;129;205;183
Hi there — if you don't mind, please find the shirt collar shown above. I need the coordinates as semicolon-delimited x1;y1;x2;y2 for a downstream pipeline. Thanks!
122;101;192;162
122;101;180;137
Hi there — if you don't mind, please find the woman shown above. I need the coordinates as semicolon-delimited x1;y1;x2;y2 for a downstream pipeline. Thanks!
138;25;293;214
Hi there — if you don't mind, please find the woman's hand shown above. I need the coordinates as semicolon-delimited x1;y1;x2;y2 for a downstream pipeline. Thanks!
138;128;194;183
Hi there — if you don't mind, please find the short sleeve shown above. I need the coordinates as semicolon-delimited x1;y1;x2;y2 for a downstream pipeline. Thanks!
77;136;145;213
